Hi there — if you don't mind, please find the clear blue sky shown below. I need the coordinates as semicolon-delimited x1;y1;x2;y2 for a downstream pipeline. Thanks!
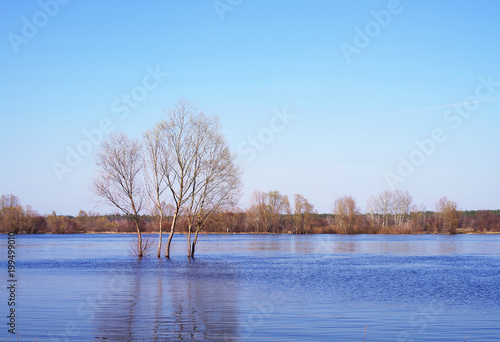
1;0;499;215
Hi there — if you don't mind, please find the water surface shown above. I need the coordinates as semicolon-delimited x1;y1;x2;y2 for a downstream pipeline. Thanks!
2;234;500;341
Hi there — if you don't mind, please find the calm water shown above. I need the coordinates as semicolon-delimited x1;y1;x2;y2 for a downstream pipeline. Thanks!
2;234;500;341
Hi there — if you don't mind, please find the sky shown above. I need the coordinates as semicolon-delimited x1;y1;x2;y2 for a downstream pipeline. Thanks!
1;0;499;215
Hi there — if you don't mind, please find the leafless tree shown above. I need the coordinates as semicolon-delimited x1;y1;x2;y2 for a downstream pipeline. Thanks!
182;114;218;257
0;195;46;234
294;194;315;234
267;191;291;234
392;189;413;226
332;195;359;234
368;190;393;228
247;190;269;233
144;128;169;257
185;122;242;256
93;133;146;257
0;194;23;233
156;99;208;258
247;190;290;234
410;203;427;232
367;190;412;229
435;196;459;234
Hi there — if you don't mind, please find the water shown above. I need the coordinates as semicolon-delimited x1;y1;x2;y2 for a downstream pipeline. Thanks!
2;234;500;341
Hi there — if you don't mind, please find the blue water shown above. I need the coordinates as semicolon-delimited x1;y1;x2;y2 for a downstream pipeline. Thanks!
1;234;500;341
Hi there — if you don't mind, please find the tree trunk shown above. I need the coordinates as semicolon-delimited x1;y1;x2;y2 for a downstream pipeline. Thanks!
190;241;196;258
191;230;200;258
157;215;163;258
165;213;178;258
135;219;143;258
187;222;192;257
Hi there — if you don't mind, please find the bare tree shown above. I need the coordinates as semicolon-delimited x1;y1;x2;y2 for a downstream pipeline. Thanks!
366;190;412;229
332;195;359;234
392;189;413;226
0;194;23;234
143;129;169;257
372;190;393;228
93;133;146;257
142;102;242;258
157;99;206;258
247;190;269;233
21;205;44;234
267;191;291;234
247;190;291;234
294;194;315;234
186;125;242;257
182;114;219;257
436;196;459;234
410;203;427;232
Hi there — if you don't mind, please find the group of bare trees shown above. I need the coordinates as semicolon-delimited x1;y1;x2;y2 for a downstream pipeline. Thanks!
366;190;414;229
330;191;463;234
93;99;242;258
3;192;500;236
0;195;45;234
294;194;316;234
332;195;360;234
435;196;459;234
245;190;316;234
242;190;472;235
246;191;290;234
242;190;473;235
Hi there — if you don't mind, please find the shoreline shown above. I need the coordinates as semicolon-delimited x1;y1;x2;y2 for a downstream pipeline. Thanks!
4;231;500;235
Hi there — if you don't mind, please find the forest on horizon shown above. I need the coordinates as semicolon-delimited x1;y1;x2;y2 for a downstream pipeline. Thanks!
2;192;500;236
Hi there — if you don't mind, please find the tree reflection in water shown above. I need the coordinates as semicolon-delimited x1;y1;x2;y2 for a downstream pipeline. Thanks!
92;257;239;341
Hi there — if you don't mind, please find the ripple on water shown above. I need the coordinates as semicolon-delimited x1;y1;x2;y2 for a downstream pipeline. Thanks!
7;234;500;341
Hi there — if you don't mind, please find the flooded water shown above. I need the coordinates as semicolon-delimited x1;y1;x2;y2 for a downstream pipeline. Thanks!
2;234;500;341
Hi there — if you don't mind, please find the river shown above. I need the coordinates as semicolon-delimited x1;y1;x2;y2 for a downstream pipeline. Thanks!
3;234;500;341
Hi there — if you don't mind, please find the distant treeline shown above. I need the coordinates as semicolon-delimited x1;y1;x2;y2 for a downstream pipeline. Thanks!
1;193;500;235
